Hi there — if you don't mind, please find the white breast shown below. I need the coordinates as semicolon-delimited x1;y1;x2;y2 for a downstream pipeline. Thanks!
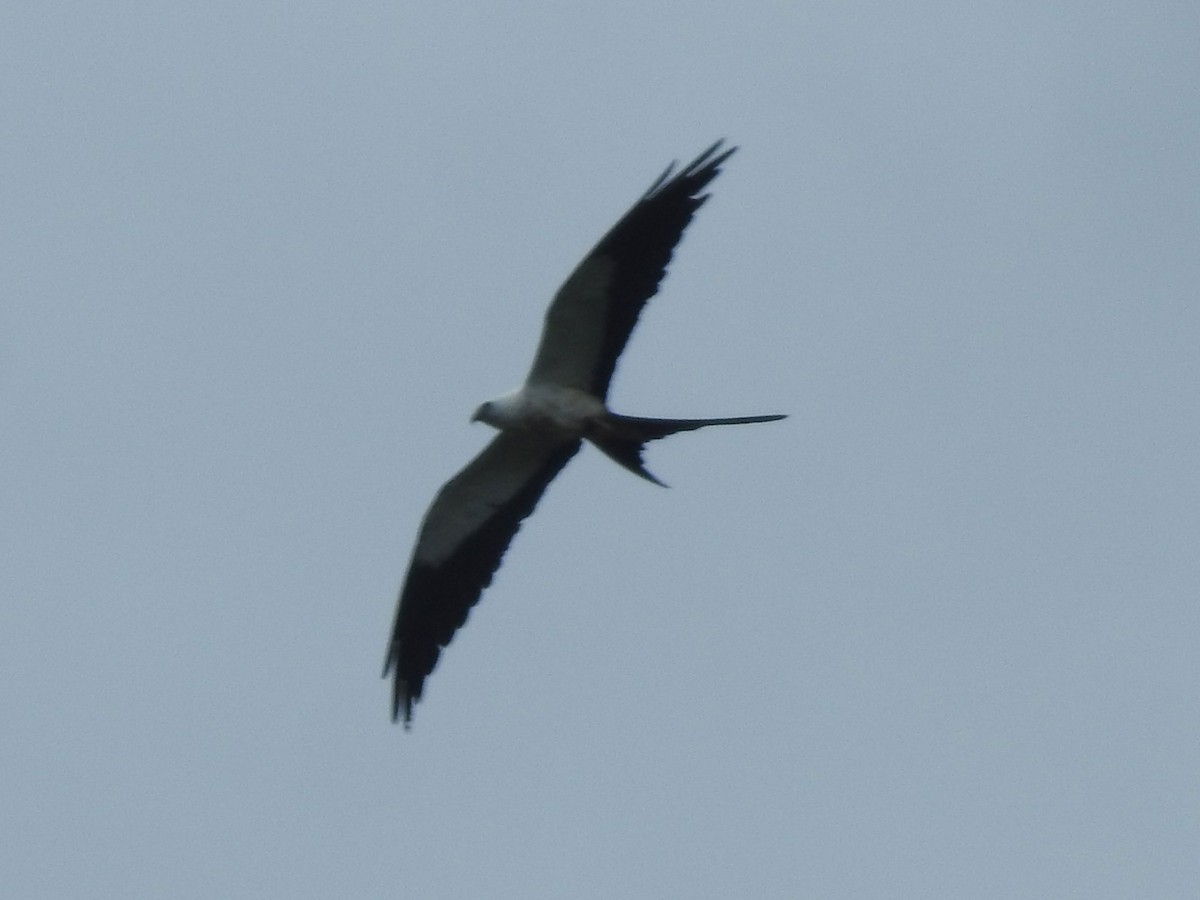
480;384;605;436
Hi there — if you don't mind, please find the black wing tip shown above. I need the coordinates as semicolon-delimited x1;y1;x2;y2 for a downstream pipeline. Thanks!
391;677;418;729
382;646;418;729
396;693;416;730
688;139;738;173
641;139;738;200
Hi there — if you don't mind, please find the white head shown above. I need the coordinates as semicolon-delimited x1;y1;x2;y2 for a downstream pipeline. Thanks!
470;390;525;430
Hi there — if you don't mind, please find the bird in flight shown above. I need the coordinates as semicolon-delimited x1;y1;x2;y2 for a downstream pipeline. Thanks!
383;141;784;726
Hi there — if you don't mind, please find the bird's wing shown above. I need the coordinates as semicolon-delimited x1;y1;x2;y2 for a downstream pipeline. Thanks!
383;431;581;725
525;141;736;400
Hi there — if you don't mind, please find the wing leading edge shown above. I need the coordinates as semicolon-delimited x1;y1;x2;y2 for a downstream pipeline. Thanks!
384;433;580;725
526;140;736;398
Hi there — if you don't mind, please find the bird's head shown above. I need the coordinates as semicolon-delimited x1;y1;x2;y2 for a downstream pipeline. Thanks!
471;391;525;430
471;401;498;428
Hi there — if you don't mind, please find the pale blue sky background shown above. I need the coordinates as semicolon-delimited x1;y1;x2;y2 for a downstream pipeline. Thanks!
4;3;1198;897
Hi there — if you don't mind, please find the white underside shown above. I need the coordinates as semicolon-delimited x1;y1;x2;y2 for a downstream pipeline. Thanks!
479;384;606;436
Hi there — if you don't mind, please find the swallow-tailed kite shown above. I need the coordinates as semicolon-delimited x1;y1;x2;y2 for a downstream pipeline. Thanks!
383;141;784;725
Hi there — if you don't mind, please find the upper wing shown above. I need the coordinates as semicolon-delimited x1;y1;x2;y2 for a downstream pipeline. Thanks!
383;431;581;726
525;141;737;400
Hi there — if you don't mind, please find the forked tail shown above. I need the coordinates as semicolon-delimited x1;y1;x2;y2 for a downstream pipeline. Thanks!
586;412;786;486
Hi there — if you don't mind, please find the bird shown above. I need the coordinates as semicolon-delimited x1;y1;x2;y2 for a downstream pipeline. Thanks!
383;141;784;726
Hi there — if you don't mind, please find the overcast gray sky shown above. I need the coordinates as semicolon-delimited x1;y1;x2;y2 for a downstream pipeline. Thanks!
4;3;1198;897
